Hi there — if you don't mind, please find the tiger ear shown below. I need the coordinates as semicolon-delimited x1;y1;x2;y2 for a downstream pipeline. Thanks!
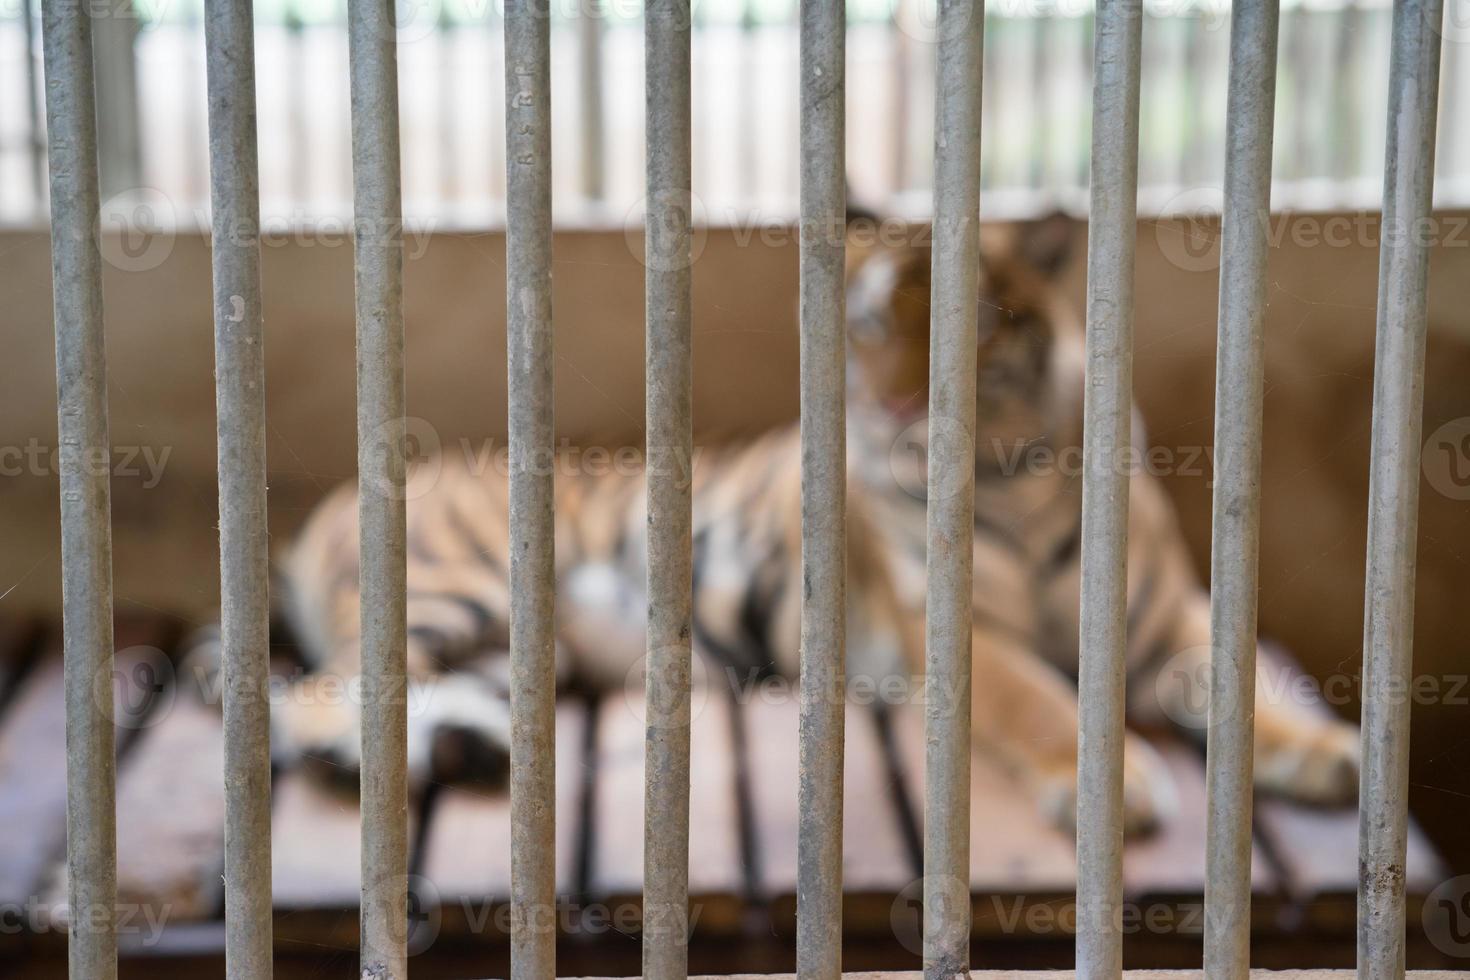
1017;210;1076;280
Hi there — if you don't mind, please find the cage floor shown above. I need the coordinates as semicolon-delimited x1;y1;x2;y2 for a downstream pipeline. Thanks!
0;614;1451;973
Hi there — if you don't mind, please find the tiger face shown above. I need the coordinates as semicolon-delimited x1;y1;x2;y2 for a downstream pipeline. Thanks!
843;212;1080;448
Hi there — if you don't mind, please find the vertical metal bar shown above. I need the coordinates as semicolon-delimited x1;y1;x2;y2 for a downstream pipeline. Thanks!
642;0;693;976
578;0;605;203
437;5;457;204
1074;0;1142;976
90;1;142;199
286;2;309;205
738;0;759;203
348;0;409;973
1202;2;1279;977
795;0;845;977
1330;0;1365;183
1359;0;1443;975
888;0;910;197
923;0;981;976
23;0;47;210
1029;14;1053;193
41;0;117;975
504;0;556;975
204;0;273;973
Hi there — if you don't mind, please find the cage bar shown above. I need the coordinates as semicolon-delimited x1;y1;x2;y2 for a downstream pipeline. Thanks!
347;0;410;974
504;0;558;976
577;0;605;204
795;0;847;977
1075;0;1143;976
642;2;694;979
923;0;982;977
203;0;274;974
40;0;118;975
1202;2;1280;977
1358;0;1444;975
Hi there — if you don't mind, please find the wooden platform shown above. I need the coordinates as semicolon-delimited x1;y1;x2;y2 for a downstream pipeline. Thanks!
0;616;1455;976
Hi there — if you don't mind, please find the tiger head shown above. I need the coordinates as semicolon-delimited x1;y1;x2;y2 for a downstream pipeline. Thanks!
843;210;1082;464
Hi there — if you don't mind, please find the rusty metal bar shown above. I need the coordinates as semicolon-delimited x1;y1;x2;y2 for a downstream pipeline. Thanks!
1202;2;1280;977
504;0;557;976
795;0;846;976
1358;0;1444;975
923;0;982;977
203;0;273;973
642;0;694;977
348;0;409;973
1075;0;1143;976
41;0;117;974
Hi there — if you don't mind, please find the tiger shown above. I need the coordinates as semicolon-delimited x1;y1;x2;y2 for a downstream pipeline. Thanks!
842;209;1361;833
248;210;1360;837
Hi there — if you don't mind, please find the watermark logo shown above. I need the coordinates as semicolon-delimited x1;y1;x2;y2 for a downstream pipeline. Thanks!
624;189;709;273
622;648;711;728
1154;187;1224;273
1423;417;1470;501
100;187;176;273
888;415;974;503
1434;0;1470;46
890;874;971;957
1425;875;1470;958
94;645;175;730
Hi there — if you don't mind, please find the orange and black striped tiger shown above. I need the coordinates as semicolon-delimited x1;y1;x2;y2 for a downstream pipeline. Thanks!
252;211;1359;836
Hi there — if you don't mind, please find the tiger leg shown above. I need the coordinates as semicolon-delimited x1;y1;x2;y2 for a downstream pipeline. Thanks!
274;561;519;791
1138;592;1359;806
970;627;1178;836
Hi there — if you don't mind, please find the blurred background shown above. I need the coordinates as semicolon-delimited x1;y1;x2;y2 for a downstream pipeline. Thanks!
3;0;1470;976
3;0;1470;225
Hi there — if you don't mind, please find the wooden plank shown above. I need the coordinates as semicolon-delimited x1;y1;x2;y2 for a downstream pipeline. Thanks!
1121;739;1276;897
1250;651;1447;920
1257;797;1444;900
889;702;1076;896
892;705;1280;901
587;686;743;933
743;696;912;905
111;695;226;922
0;621;173;915
0;653;68;909
270;769;368;910
420;700;587;922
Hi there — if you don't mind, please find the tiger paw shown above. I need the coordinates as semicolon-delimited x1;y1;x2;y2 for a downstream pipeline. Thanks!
1035;732;1178;838
1255;719;1360;806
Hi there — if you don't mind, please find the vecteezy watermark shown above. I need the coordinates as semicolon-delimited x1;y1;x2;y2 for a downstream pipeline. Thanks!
1154;189;1470;273
1425;875;1470;958
93;191;437;273
717;665;965;713
0;897;172;946
355;416;705;501
0;438;172;488
389;875;706;956
176;654;448;717
1423;417;1470;501
1153;645;1470;732
623;189;710;272
977;895;1208;938
889;420;1213;502
890;875;972;957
